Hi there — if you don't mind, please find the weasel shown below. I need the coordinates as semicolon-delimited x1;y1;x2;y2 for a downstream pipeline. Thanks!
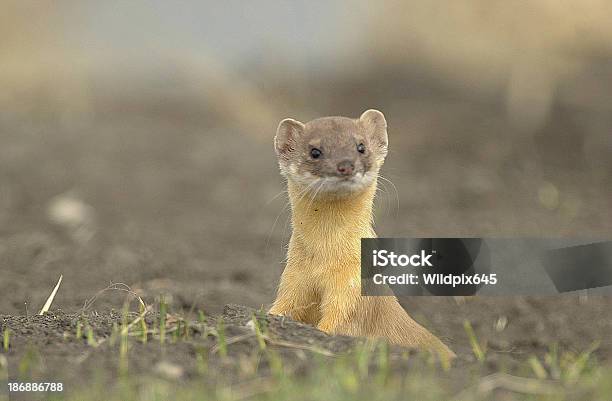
269;109;455;360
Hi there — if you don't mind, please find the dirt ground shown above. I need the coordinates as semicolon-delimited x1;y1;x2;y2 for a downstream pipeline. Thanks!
1;298;611;400
1;70;611;397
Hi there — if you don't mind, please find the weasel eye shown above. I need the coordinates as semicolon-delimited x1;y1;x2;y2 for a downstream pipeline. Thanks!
357;143;366;153
310;148;322;159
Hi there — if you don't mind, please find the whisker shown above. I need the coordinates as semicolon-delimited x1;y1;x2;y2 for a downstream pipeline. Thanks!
296;180;319;206
266;189;288;205
305;180;324;213
374;185;391;217
375;178;392;216
265;198;292;250
377;174;400;216
266;179;318;252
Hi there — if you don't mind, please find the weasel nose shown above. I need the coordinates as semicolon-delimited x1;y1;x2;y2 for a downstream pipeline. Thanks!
336;160;355;176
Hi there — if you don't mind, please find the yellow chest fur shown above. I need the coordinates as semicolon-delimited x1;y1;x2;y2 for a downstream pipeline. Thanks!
286;181;376;289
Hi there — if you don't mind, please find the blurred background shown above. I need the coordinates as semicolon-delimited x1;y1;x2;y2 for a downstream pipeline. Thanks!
1;1;611;315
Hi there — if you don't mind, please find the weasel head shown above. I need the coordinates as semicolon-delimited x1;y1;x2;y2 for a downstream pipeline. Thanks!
274;109;388;198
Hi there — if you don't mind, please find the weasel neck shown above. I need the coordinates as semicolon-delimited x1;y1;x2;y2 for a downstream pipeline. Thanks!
287;179;377;256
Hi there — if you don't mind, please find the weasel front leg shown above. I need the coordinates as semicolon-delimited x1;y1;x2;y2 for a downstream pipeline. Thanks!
269;268;319;324
316;278;360;334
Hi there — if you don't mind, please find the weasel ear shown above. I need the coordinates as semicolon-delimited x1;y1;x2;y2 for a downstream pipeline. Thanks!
275;118;305;159
359;109;388;150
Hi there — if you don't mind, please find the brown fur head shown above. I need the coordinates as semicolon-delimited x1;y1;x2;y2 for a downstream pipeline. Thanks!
274;109;388;197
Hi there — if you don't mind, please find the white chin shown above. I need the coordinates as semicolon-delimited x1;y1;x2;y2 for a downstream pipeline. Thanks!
311;172;375;197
